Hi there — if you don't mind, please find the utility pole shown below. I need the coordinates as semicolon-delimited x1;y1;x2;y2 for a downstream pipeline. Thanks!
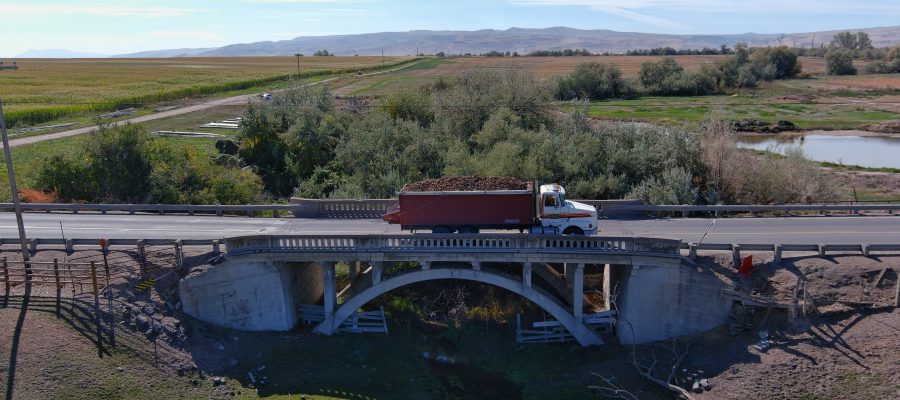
294;53;302;78
0;100;30;276
381;50;385;68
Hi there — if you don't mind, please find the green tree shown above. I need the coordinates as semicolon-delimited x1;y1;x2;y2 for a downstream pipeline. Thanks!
555;62;632;100
826;48;857;75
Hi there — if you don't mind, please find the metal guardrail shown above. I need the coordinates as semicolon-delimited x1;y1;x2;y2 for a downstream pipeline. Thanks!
223;234;682;257
3;200;896;219
0;203;292;216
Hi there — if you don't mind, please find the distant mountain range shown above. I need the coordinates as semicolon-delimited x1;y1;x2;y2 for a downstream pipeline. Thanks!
14;26;900;59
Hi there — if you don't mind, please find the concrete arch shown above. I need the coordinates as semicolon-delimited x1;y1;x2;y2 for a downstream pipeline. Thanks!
314;267;604;346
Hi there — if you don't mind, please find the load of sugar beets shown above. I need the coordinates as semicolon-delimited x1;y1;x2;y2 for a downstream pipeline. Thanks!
384;176;599;235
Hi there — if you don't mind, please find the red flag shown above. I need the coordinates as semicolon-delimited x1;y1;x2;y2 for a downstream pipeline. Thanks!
737;255;754;277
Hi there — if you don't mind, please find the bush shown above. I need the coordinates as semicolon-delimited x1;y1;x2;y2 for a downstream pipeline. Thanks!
826;48;857;75
638;58;717;96
749;46;801;80
36;124;263;204
555;62;633;100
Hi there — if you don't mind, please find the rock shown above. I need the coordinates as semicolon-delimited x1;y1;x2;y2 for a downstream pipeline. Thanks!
135;315;150;329
212;377;226;386
159;317;180;336
692;381;704;393
116;367;124;372
217;344;225;351
700;378;712;391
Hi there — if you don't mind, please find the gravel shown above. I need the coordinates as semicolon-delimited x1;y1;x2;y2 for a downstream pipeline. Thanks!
402;176;531;192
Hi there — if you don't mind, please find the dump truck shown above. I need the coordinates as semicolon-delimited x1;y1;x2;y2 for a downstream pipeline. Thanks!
382;177;598;235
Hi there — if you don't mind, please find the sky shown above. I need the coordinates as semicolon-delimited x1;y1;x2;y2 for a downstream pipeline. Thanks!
1;0;898;56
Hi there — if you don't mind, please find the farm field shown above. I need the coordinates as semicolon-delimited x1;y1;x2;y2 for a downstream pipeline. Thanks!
0;56;412;127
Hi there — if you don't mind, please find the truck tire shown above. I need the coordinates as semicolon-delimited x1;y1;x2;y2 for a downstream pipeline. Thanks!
432;226;453;234
562;226;585;236
458;226;480;234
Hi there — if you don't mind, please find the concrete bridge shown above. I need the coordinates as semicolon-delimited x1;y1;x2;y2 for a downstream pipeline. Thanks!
179;234;734;346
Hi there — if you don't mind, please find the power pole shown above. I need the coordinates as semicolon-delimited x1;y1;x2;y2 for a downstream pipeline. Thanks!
0;100;31;276
381;50;385;68
294;54;302;78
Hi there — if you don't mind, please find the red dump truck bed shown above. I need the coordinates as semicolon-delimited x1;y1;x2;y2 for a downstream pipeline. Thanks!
383;189;537;231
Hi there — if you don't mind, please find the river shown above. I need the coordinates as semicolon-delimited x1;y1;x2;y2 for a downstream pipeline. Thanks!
736;132;900;169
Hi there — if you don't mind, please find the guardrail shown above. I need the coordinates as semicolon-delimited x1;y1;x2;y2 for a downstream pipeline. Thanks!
223;234;682;257
1;200;897;219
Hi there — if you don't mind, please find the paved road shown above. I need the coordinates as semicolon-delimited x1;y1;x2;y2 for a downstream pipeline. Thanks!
0;213;897;245
2;60;425;148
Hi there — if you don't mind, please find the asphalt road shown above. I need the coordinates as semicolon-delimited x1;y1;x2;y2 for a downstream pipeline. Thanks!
0;213;897;245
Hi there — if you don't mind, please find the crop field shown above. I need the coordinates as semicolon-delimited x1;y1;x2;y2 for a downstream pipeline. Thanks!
0;56;412;127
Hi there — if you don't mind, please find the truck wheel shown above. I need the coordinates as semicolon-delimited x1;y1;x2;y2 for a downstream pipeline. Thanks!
432;226;453;234
562;227;584;236
459;226;479;234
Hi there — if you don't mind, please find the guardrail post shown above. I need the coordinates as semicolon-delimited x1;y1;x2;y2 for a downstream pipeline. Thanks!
174;240;184;272
732;244;741;267
861;244;870;257
774;244;783;264
136;240;147;275
65;239;74;255
523;263;532;289
818;244;826;258
682;208;688;218
688;243;698;260
28;238;37;256
157;205;163;215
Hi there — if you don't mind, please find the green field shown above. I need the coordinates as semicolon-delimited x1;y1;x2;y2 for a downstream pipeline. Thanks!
0;56;414;128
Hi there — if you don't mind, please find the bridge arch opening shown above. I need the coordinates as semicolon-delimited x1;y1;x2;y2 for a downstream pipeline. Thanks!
314;266;604;346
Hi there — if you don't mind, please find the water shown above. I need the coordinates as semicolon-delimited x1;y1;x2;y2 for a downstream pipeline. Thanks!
736;133;900;169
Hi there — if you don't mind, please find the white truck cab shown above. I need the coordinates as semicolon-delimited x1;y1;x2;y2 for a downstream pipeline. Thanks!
530;184;599;235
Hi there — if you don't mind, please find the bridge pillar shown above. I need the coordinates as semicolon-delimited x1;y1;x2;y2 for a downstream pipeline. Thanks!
350;260;361;286
371;261;383;285
602;264;612;310
564;263;574;286
322;262;337;315
572;263;585;319
522;263;532;288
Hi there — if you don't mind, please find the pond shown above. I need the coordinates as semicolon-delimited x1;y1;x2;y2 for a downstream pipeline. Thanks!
736;133;900;169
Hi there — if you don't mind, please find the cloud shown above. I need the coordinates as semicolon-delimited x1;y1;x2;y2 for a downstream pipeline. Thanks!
0;4;199;17
148;31;221;40
508;0;698;29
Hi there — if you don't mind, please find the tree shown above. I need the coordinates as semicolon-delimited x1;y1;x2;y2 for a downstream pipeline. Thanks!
831;31;873;51
826;48;857;75
750;46;801;80
555;62;631;100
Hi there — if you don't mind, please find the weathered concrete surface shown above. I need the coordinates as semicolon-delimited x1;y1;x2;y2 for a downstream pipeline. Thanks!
179;259;322;331
616;260;732;344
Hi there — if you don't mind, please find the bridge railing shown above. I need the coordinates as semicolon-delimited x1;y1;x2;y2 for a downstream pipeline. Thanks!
224;234;681;256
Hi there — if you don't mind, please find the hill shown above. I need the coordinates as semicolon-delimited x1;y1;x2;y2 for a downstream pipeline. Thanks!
114;26;900;57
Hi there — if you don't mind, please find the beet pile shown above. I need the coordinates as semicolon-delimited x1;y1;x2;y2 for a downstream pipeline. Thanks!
402;176;531;192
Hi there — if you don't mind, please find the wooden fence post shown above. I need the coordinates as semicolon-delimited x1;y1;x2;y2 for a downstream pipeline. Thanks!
90;261;104;356
2;257;8;294
54;258;61;318
101;246;115;348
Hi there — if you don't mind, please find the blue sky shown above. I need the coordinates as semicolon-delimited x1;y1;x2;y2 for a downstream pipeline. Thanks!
1;0;897;56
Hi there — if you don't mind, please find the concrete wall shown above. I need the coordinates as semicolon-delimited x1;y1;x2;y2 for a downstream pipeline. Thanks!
616;261;732;344
179;260;321;331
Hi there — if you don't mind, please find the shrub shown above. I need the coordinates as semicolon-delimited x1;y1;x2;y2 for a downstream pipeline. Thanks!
749;46;801;80
826;48;857;75
638;58;717;96
555;62;633;100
